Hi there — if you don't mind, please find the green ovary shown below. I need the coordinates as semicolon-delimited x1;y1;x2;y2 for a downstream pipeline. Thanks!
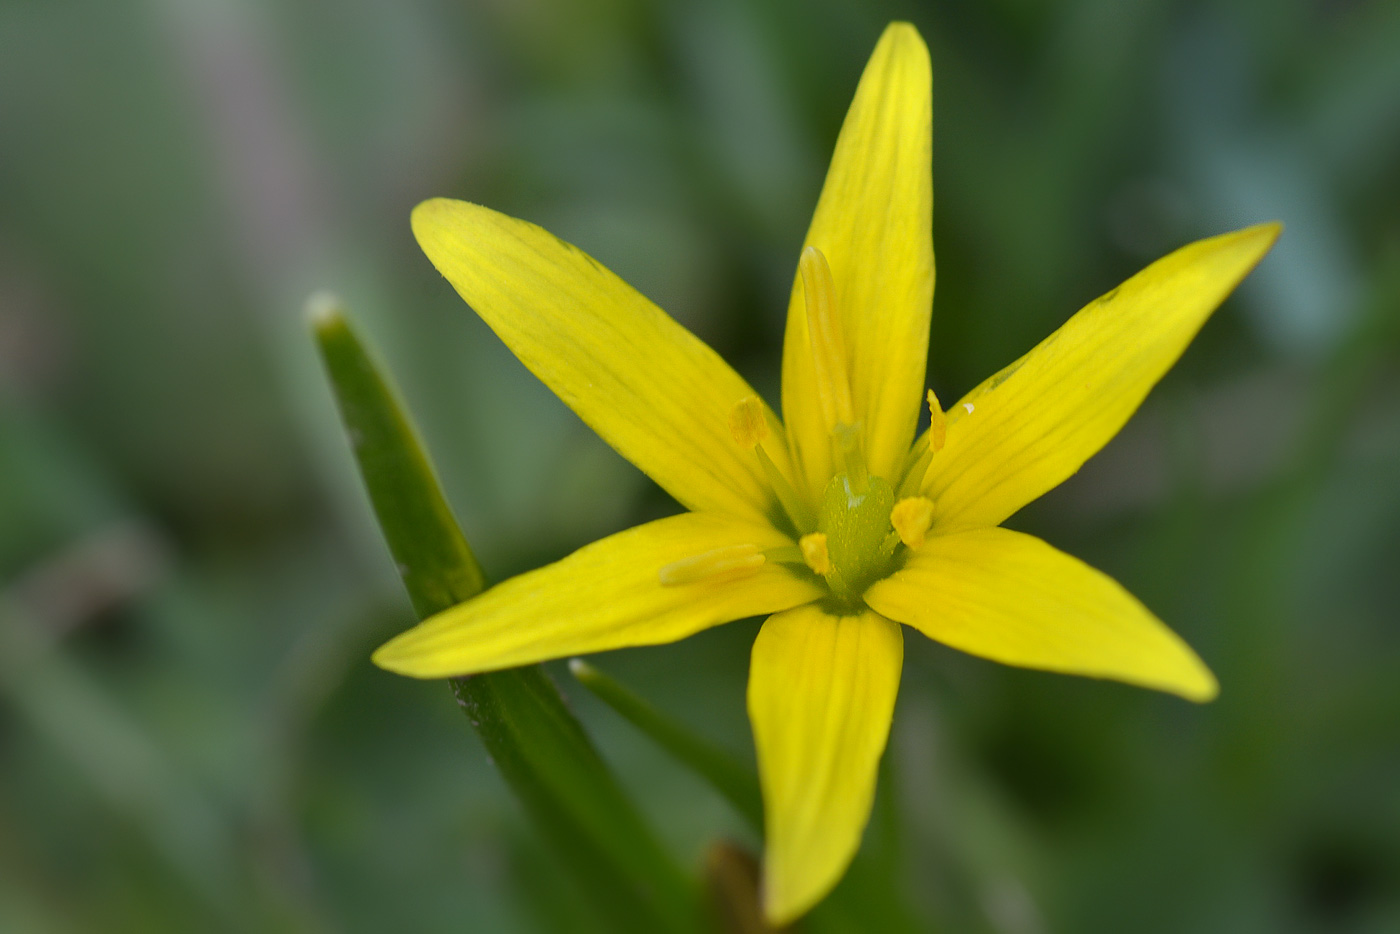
817;472;899;606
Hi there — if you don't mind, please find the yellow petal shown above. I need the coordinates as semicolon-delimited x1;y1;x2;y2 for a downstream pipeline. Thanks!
413;198;792;524
864;528;1217;701
748;604;903;924
921;223;1281;533
375;513;820;678
782;23;933;498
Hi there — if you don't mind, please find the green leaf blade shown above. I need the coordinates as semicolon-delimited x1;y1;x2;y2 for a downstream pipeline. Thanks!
311;295;698;934
309;295;483;618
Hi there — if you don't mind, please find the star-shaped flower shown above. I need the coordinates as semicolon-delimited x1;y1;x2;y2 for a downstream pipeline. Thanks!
376;22;1278;924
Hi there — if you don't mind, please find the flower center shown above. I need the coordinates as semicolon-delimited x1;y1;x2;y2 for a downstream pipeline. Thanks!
692;247;937;605
810;471;898;605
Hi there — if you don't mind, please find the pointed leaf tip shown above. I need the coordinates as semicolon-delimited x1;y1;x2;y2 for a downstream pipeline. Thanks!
305;290;345;332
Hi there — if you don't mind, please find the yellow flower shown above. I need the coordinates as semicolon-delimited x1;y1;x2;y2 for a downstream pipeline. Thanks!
376;22;1278;924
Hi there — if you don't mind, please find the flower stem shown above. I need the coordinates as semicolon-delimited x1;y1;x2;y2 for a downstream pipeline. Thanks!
570;658;764;832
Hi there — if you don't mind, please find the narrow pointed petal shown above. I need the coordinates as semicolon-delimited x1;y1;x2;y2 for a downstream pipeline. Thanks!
748;605;903;923
413;198;792;524
782;23;934;496
864;528;1217;701
374;513;821;678
921;224;1280;532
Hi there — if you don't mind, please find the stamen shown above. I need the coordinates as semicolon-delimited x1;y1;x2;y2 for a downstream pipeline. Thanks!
891;497;935;549
728;395;769;448
799;246;854;431
899;391;947;498
926;389;946;454
763;545;804;565
798;533;832;576
659;544;765;587
728;396;815;533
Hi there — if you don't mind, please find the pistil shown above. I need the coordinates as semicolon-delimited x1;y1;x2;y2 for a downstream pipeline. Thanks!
815;471;897;606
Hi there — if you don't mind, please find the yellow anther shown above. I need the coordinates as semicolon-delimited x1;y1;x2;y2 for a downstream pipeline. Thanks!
659;544;765;587
728;395;770;448
799;532;832;576
890;497;935;549
926;389;946;454
799;246;854;431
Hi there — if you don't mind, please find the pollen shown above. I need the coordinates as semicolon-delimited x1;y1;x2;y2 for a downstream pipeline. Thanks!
926;389;946;454
963;402;975;414
890;497;935;549
659;543;765;587
729;395;770;448
798;533;832;576
799;246;854;431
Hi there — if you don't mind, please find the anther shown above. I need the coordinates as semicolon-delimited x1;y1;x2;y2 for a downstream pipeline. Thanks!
729;395;769;448
799;533;832;576
926;389;946;454
890;497;935;549
799;246;854;431
659;544;765;587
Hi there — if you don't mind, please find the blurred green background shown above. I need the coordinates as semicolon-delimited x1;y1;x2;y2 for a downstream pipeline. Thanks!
2;0;1399;930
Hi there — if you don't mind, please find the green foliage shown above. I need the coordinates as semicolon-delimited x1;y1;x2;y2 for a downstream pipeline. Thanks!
311;299;486;618
312;300;696;933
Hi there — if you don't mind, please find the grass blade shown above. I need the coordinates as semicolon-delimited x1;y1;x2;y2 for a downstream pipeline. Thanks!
310;294;696;933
